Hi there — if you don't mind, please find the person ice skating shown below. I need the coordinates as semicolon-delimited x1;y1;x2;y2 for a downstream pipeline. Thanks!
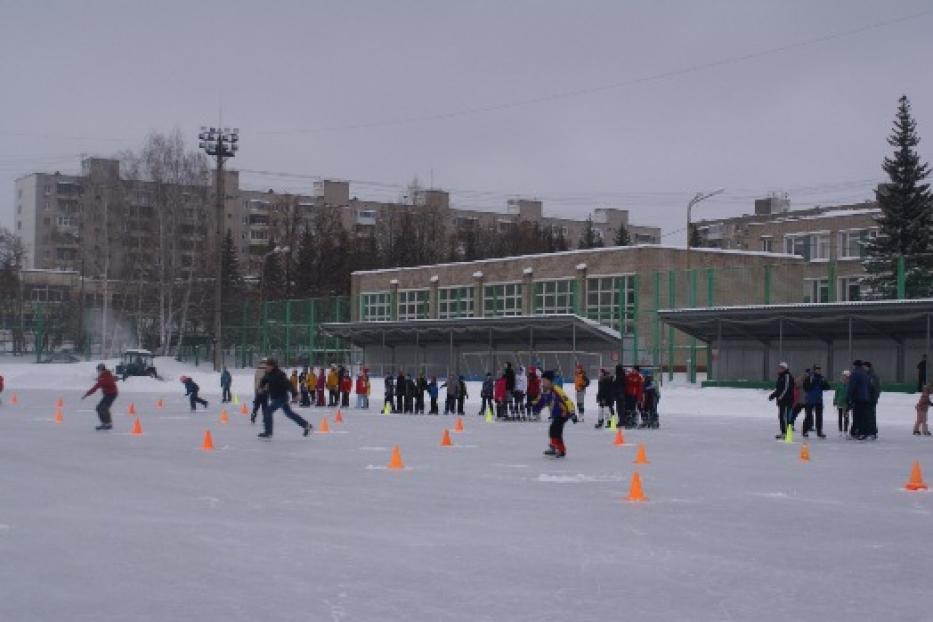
494;373;508;419
919;355;928;393
912;384;932;436
594;368;615;428
573;363;589;422
864;361;881;439
326;364;339;407
533;370;577;458
415;372;427;414
289;370;300;404
834;371;851;435
306;367;317;405
251;358;269;424
526;366;542;420
791;371;807;429
624;366;644;428
81;363;119;430
220;366;232;403
396;370;406;414
428;376;439;414
768;362;795;439
553;371;564;389
356;369;370;409
457;376;467;415
256;358;311;439
479;372;494;416
642;369;660;428
298;369;312;407
847;360;871;439
182;376;208;411
0;373;4;406
403;374;416;414
316;367;326;407
384;374;396;412
802;364;829;438
340;371;352;408
514;365;528;420
612;364;627;426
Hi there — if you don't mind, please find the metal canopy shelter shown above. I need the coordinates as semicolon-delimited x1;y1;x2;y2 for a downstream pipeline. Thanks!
658;298;933;384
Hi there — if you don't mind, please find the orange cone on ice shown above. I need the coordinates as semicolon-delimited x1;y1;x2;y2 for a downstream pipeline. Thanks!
319;417;330;433
625;471;648;502
10;393;18;406
54;408;63;424
219;409;229;425
127;403;136;415
201;430;215;452
441;429;453;447
800;444;810;462
905;460;929;491
454;418;464;433
240;402;249;415
156;398;164;409
334;410;344;424
613;429;625;446
131;416;143;436
56;397;64;408
633;443;649;464
388;445;405;470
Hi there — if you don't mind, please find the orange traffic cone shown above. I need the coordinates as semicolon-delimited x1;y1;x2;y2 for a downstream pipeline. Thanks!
54;408;63;424
625;471;648;502
10;393;18;406
800;444;810;462
156;398;164;409
334;410;344;424
127;403;136;415
905;460;929;491
56;397;64;408
201;430;215;451
454;418;464;433
219;410;229;425
131;416;143;436
240;402;249;415
613;429;625;446
441;429;453;447
633;443;650;464
388;445;405;470
319;417;330;433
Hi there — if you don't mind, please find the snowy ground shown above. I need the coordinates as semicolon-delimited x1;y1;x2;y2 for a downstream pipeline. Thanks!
0;357;930;621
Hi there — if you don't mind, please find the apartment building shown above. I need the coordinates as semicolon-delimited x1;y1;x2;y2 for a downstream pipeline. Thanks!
15;158;662;278
693;195;881;303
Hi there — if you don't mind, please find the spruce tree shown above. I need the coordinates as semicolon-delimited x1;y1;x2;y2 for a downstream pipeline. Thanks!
688;224;706;248
220;229;243;321
292;225;316;297
260;237;286;302
614;224;631;246
864;95;933;298
577;217;604;249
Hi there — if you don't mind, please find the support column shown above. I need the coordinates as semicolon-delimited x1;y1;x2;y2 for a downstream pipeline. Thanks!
574;263;587;317
847;316;853;364
522;267;534;316
778;317;784;364
429;275;440;319
688;269;698;384
389;279;399;321
474;272;485;318
667;270;676;382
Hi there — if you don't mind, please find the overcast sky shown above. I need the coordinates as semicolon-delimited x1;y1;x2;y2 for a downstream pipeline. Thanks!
2;0;933;242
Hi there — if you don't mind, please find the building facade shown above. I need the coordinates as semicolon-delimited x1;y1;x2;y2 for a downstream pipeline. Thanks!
14;158;661;278
693;195;881;304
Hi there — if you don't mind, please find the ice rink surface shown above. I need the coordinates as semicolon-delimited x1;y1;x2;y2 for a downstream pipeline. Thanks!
0;359;930;621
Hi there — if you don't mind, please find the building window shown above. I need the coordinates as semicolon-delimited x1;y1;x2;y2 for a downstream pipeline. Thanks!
804;278;830;304
438;286;475;319
397;289;429;321
760;237;773;252
56;215;78;228
785;232;830;261
838;229;878;259
30;288;64;303
838;276;863;302
484;282;523;317
249;230;269;241
534;279;575;315
586;275;635;332
360;292;392;322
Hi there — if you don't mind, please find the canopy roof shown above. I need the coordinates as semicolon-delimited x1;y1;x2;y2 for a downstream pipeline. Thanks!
658;298;933;344
320;314;621;348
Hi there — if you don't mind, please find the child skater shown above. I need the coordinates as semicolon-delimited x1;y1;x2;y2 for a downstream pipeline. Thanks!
834;370;850;435
913;384;932;436
532;370;577;458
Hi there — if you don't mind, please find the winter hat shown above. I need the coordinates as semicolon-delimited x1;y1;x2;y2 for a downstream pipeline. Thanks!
179;376;189;383
842;370;851;377
541;370;556;382
778;362;789;369
96;363;106;371
852;359;863;367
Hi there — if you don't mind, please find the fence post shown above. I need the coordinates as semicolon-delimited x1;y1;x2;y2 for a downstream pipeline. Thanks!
631;274;640;365
706;267;715;381
652;271;661;367
897;255;906;299
689;269;698;384
667;270;676;382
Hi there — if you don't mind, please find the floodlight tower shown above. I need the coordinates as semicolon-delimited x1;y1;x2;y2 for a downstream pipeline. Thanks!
198;126;239;371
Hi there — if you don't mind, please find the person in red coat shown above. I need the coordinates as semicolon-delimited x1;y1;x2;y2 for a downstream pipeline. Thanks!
526;366;542;420
315;368;326;406
494;374;508;419
340;373;352;408
623;366;645;428
355;370;370;409
82;363;119;431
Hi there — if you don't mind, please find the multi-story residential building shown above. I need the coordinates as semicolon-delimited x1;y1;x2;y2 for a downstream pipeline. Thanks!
14;158;661;278
693;195;881;303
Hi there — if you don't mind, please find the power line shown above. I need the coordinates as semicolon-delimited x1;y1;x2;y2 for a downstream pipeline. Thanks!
255;8;933;135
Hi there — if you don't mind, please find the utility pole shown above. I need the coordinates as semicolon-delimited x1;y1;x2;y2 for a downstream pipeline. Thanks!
685;188;724;270
198;126;239;371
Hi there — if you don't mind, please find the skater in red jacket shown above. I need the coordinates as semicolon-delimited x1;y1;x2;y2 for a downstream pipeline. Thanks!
82;363;119;431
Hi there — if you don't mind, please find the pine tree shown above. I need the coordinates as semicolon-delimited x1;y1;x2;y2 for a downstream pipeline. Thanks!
292;225;316;297
614;224;631;246
864;95;933;298
688;224;706;248
577;217;604;249
260;237;286;302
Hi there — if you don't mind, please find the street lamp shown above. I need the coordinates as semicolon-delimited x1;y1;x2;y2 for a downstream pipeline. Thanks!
198;126;239;371
686;188;724;269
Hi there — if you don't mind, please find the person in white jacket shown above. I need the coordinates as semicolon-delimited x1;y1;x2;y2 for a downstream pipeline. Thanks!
513;365;529;420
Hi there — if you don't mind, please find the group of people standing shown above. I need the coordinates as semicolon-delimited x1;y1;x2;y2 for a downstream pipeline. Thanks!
592;364;660;430
479;362;540;421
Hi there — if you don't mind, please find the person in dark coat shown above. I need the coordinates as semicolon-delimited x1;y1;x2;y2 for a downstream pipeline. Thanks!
384;374;395;412
864;361;881;439
396;370;406;413
82;363;119;430
457;376;468;415
479;372;494;416
182;376;208;411
611;364;627;424
802;364;830;438
919;355;928;393
403;374;415;413
768;362;794;439
220;366;233;403
428;376;439;414
594;368;615;429
846;360;871;439
257;358;311;439
415;373;428;414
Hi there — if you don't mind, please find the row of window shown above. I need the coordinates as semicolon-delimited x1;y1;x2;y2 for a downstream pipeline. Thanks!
763;228;878;261
359;276;637;332
804;276;866;303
